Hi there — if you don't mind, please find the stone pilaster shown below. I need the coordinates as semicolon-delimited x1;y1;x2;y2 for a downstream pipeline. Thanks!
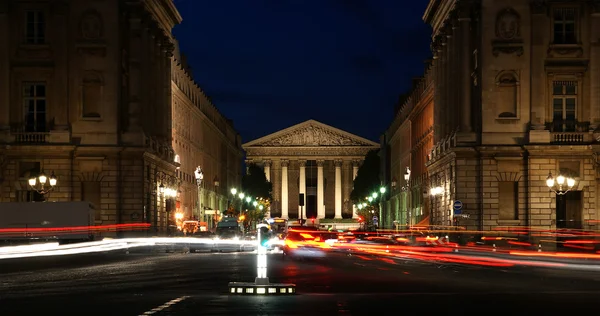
458;6;472;133
0;4;9;131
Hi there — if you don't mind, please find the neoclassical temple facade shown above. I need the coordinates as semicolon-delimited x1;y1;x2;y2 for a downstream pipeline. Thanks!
243;120;379;221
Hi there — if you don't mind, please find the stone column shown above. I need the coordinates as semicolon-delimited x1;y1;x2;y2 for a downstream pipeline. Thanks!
281;160;289;219
317;160;325;219
245;159;251;174
459;10;472;132
272;162;281;215
263;160;271;182
334;160;343;219
352;160;360;218
298;159;306;219
0;3;9;132
343;160;352;218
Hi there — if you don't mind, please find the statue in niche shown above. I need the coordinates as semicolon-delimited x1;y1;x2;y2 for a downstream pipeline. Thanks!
495;8;520;40
80;10;103;40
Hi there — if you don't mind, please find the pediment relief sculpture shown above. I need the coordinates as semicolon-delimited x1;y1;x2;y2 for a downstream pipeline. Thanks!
492;7;524;57
257;125;370;147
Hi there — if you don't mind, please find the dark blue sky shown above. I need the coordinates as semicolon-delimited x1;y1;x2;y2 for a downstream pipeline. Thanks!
172;0;432;143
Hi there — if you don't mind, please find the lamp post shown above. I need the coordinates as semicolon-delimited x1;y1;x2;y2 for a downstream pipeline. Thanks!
404;167;411;226
378;186;386;228
194;166;204;222
28;171;57;201
214;175;220;209
546;172;576;229
546;172;576;195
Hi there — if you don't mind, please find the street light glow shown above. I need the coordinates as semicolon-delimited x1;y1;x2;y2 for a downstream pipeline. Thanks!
231;188;237;195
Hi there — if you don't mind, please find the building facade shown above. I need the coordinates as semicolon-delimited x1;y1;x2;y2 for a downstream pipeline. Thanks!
382;70;435;229
0;0;242;234
243;120;379;224
410;0;600;231
171;43;243;227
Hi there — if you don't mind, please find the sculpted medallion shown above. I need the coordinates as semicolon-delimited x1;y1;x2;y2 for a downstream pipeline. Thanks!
79;10;104;40
492;7;523;57
495;8;520;40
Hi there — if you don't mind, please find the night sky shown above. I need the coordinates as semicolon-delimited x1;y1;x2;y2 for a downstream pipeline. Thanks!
172;0;432;143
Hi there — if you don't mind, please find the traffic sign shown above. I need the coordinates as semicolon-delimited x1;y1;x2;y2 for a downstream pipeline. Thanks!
453;200;463;210
453;200;463;215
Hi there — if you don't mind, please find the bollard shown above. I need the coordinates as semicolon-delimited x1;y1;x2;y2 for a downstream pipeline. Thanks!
538;243;542;252
492;243;496;252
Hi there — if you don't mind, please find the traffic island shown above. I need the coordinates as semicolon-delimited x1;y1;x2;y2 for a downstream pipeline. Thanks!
228;224;297;295
228;280;297;295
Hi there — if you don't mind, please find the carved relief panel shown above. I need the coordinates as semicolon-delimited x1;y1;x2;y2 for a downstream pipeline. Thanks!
76;9;107;56
492;8;524;57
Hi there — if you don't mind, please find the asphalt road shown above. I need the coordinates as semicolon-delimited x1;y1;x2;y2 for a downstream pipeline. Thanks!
1;249;599;315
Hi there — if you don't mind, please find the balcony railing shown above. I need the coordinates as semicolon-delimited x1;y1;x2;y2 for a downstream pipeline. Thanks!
12;132;50;144
551;132;591;144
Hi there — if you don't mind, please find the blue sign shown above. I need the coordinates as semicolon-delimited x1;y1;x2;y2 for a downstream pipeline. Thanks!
453;200;463;211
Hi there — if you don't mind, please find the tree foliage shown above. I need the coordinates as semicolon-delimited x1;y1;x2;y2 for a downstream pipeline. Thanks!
350;150;381;203
241;164;272;201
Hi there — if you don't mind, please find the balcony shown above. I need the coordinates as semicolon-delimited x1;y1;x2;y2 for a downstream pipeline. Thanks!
12;132;50;144
551;132;592;144
530;121;594;144
2;129;71;145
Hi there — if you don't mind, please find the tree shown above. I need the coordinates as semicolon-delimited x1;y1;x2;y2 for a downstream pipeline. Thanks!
350;150;381;203
241;164;272;201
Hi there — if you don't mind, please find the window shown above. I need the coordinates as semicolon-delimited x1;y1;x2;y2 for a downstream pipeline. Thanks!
22;83;47;132
553;8;576;44
552;81;577;132
498;182;518;220
25;10;45;44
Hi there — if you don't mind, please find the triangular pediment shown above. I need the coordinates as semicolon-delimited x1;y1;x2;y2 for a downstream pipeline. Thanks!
243;120;379;148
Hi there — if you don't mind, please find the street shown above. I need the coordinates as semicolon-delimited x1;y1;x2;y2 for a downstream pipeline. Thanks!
1;249;599;315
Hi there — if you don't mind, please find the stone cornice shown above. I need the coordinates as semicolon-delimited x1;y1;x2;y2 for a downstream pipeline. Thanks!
143;0;182;36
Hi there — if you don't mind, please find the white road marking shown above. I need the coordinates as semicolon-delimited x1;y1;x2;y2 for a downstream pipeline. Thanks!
139;295;190;315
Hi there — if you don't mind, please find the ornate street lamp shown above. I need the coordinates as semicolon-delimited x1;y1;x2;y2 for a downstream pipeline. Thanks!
403;167;412;226
194;166;204;222
546;172;576;195
378;186;386;228
28;170;57;200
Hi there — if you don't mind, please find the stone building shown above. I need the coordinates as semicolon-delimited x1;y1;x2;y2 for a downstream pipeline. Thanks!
171;42;243;227
414;0;600;231
382;69;435;228
0;0;242;234
243;120;379;223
